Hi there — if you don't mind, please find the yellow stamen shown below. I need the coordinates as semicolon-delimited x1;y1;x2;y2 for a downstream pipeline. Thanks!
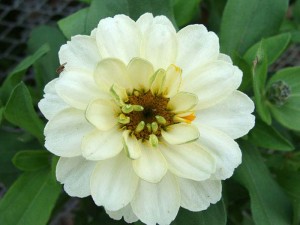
151;122;158;133
118;114;130;124
174;112;196;124
182;113;196;123
135;121;145;132
149;134;159;147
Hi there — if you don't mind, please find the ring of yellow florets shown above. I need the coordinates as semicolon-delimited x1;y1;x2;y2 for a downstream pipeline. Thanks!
118;90;175;141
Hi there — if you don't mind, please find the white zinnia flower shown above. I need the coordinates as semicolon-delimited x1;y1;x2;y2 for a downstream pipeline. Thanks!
39;13;255;225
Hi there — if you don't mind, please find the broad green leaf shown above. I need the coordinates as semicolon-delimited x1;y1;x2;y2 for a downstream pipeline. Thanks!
86;0;129;33
248;120;294;151
86;0;176;34
205;0;227;33
0;107;4;125
220;0;288;56
0;129;40;187
0;44;49;103
252;42;272;125
173;0;201;27
234;142;292;225
12;150;50;172
58;8;89;39
78;0;91;4
4;82;44;142
28;25;66;88
267;67;300;131
280;19;298;34
127;0;176;24
291;30;300;43
277;169;300;225
233;54;252;92
171;200;227;225
0;169;61;225
244;33;291;66
293;0;300;24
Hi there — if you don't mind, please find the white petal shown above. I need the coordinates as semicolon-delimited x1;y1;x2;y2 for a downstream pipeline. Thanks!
152;16;176;33
90;28;97;37
176;25;219;76
56;156;96;197
96;15;141;64
218;53;233;64
55;69;105;110
178;178;222;211
131;172;180;225
136;13;154;34
150;69;166;95
182;61;242;109
197;125;242;179
106;204;138;223
132;144;167;183
162;64;182;98
45;108;93;157
140;23;177;70
161;142;215;181
167;92;198;113
59;35;101;72
127;58;154;91
137;13;176;35
81;127;123;160
123;130;141;160
38;79;69;120
196;91;255;139
162;124;199;145
94;58;131;91
91;153;139;211
85;99;118;131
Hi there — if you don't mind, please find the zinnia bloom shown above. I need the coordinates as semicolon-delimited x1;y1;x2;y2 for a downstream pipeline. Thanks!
39;13;255;225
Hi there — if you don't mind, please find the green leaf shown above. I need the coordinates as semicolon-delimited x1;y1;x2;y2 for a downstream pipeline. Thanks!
4;82;44;142
205;0;227;33
12;150;51;172
234;142;292;225
248;119;294;151
0;169;61;225
127;0;176;24
293;0;300;24
267;67;300;131
0;44;49;103
78;0;91;3
171;200;227;225
252;42;272;125
86;0;129;32
173;0;201;27
28;25;66;88
277;169;300;225
291;30;300;43
58;8;89;39
86;0;176;34
0;129;40;187
0;107;4;125
244;33;291;66
233;54;252;92
220;0;288;56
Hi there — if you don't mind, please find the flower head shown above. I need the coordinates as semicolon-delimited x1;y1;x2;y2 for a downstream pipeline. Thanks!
39;13;255;225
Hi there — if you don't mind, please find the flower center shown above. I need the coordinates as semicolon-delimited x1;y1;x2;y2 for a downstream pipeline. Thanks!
119;90;175;141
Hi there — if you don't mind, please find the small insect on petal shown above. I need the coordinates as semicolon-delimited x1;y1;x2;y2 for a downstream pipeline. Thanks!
56;62;67;74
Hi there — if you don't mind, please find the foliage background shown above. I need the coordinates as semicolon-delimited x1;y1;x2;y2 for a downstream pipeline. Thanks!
0;0;300;224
